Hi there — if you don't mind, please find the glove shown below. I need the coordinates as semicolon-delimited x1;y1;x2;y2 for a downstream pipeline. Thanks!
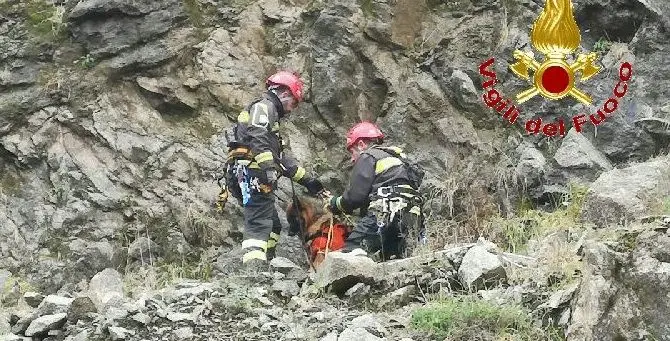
260;169;278;186
302;178;324;196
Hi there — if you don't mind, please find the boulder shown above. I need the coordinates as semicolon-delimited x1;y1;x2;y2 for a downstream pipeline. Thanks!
36;295;74;316
320;331;339;341
9;311;36;335
269;257;301;275
271;280;300;299
554;129;612;172
458;244;507;291
24;313;66;337
68;240;116;278
63;330;90;341
131;312;151;325
567;231;670;340
581;156;670;227
88;269;124;313
349;314;388;336
127;236;160;262
515;143;547;186
173;327;194;339
313;253;379;295
377;285;417;309
108;326;134;340
344;283;370;304
166;312;193;323
67;296;98;323
537;282;579;310
442;243;476;268
634;117;670;136
22;292;44;308
448;69;481;112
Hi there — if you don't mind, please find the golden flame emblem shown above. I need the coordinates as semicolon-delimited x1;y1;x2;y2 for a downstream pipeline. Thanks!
510;0;601;104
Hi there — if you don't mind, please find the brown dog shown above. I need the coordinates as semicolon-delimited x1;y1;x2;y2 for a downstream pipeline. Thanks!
286;196;351;268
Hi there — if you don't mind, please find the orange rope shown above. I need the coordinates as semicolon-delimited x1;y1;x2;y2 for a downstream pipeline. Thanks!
324;214;335;258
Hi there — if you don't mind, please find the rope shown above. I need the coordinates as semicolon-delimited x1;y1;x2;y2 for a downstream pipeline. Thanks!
324;214;335;258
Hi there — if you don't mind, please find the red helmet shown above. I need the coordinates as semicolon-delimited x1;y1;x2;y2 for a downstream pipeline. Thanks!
346;121;384;150
266;71;304;102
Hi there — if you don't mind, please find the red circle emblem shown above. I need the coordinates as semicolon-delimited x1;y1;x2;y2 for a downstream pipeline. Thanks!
541;66;570;94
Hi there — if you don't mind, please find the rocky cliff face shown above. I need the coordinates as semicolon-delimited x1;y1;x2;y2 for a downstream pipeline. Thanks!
1;0;670;340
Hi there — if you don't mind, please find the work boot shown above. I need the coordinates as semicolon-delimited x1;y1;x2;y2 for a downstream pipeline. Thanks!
266;247;276;261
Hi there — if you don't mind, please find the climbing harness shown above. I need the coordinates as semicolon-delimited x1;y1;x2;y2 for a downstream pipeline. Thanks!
369;184;425;260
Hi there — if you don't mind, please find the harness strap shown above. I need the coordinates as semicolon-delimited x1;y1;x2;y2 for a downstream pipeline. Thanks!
370;184;421;201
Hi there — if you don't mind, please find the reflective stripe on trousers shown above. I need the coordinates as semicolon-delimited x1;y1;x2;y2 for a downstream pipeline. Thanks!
242;238;268;263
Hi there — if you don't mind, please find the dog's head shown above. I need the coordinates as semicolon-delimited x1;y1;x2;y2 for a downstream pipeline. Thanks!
287;196;329;236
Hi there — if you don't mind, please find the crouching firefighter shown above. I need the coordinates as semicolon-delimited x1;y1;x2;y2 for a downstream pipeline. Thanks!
223;71;325;273
327;121;426;261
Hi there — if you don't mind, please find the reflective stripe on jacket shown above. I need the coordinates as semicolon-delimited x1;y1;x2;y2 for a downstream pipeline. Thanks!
234;92;308;183
333;145;413;214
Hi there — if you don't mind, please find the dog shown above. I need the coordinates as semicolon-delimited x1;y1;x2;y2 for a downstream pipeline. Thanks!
286;196;352;268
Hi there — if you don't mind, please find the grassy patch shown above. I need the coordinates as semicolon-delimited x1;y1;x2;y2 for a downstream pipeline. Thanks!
593;37;612;54
423;176;500;248
487;184;588;288
123;249;215;297
183;0;205;27
489;183;588;253
646;195;670;216
411;297;562;340
24;0;68;42
177;203;225;247
1;275;35;307
361;0;375;17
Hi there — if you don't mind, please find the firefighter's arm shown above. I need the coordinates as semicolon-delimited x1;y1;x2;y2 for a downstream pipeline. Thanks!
247;102;278;171
329;154;375;214
280;152;324;195
279;150;306;182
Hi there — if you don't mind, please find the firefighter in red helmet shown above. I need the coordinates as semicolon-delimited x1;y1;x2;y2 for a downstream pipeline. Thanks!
223;70;325;274
327;121;425;260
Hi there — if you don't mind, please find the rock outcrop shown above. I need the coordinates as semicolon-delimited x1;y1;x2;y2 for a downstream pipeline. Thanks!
581;155;670;227
567;229;670;340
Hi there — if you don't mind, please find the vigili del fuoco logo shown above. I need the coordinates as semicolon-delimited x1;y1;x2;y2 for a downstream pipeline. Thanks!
478;0;633;137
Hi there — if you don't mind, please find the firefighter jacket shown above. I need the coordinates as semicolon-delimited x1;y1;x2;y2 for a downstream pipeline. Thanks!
331;145;414;214
234;92;309;184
